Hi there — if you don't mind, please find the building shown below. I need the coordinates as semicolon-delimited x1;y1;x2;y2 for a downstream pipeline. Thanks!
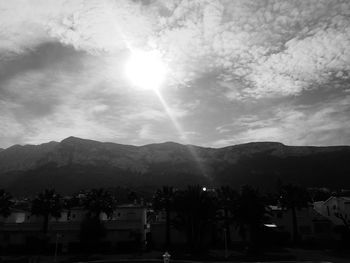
268;204;334;244
314;196;350;226
0;204;149;253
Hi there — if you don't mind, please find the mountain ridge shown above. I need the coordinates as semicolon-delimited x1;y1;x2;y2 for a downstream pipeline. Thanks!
1;137;350;194
4;136;350;150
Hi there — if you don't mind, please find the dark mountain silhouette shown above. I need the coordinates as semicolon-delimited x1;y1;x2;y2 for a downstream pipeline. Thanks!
0;136;349;195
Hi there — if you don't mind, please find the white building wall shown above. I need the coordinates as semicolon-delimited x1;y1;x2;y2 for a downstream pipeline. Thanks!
315;196;350;226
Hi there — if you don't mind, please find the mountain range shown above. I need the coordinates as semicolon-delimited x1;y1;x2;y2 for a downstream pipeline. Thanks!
0;136;349;195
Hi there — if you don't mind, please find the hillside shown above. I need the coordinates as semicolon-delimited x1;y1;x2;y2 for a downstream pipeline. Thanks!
0;137;349;194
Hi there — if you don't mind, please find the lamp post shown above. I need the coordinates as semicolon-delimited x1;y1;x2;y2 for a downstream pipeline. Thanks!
163;251;171;263
54;233;61;263
224;228;228;259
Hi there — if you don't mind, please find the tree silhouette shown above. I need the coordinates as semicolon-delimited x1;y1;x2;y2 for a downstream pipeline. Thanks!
328;197;350;246
233;185;268;253
82;188;116;219
308;187;331;202
334;211;350;231
0;189;13;218
279;184;310;244
173;185;219;251
80;188;116;249
31;189;62;234
153;186;175;249
63;195;80;210
128;190;139;204
62;194;80;222
217;186;238;246
80;216;107;251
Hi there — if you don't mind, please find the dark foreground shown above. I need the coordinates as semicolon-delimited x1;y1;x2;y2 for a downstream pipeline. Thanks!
1;248;350;263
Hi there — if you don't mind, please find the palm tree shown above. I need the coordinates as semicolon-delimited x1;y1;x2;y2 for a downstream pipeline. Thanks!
232;185;267;253
31;189;62;234
63;195;80;210
80;188;116;250
217;186;238;246
173;185;219;251
82;188;116;219
63;194;80;221
279;184;310;244
153;186;175;249
0;189;13;218
128;191;139;204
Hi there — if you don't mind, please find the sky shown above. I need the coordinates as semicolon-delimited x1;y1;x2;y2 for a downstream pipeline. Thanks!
0;0;350;148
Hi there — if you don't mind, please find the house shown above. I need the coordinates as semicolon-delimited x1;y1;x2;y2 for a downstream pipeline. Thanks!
314;196;350;226
268;204;334;243
0;204;149;253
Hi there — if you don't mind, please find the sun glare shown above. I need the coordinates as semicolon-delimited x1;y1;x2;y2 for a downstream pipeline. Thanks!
125;50;166;90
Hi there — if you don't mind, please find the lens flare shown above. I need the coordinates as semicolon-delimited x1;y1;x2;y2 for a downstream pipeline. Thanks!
124;47;208;178
154;89;209;178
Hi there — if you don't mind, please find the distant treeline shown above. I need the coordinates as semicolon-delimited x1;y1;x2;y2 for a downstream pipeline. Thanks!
1;183;338;254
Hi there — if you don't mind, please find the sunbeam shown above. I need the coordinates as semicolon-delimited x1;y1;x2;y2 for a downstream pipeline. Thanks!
154;89;209;178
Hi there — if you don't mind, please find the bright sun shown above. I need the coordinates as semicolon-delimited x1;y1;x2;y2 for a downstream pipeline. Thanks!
125;50;166;90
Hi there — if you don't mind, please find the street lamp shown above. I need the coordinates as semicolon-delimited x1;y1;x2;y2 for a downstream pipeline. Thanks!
223;228;228;259
54;233;62;262
163;251;171;263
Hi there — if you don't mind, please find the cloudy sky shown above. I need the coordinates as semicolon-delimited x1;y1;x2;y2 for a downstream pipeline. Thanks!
0;0;350;148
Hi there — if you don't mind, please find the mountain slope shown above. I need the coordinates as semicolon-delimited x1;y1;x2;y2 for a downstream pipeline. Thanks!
0;137;349;194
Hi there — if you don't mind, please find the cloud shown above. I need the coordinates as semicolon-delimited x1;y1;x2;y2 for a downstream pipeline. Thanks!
0;101;26;147
0;0;156;59
1;0;349;98
0;1;52;59
0;0;349;147
47;0;157;53
245;16;350;97
155;0;350;97
0;44;196;147
212;95;350;147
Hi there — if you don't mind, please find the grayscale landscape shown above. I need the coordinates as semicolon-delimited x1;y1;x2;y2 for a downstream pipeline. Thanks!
0;0;350;262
